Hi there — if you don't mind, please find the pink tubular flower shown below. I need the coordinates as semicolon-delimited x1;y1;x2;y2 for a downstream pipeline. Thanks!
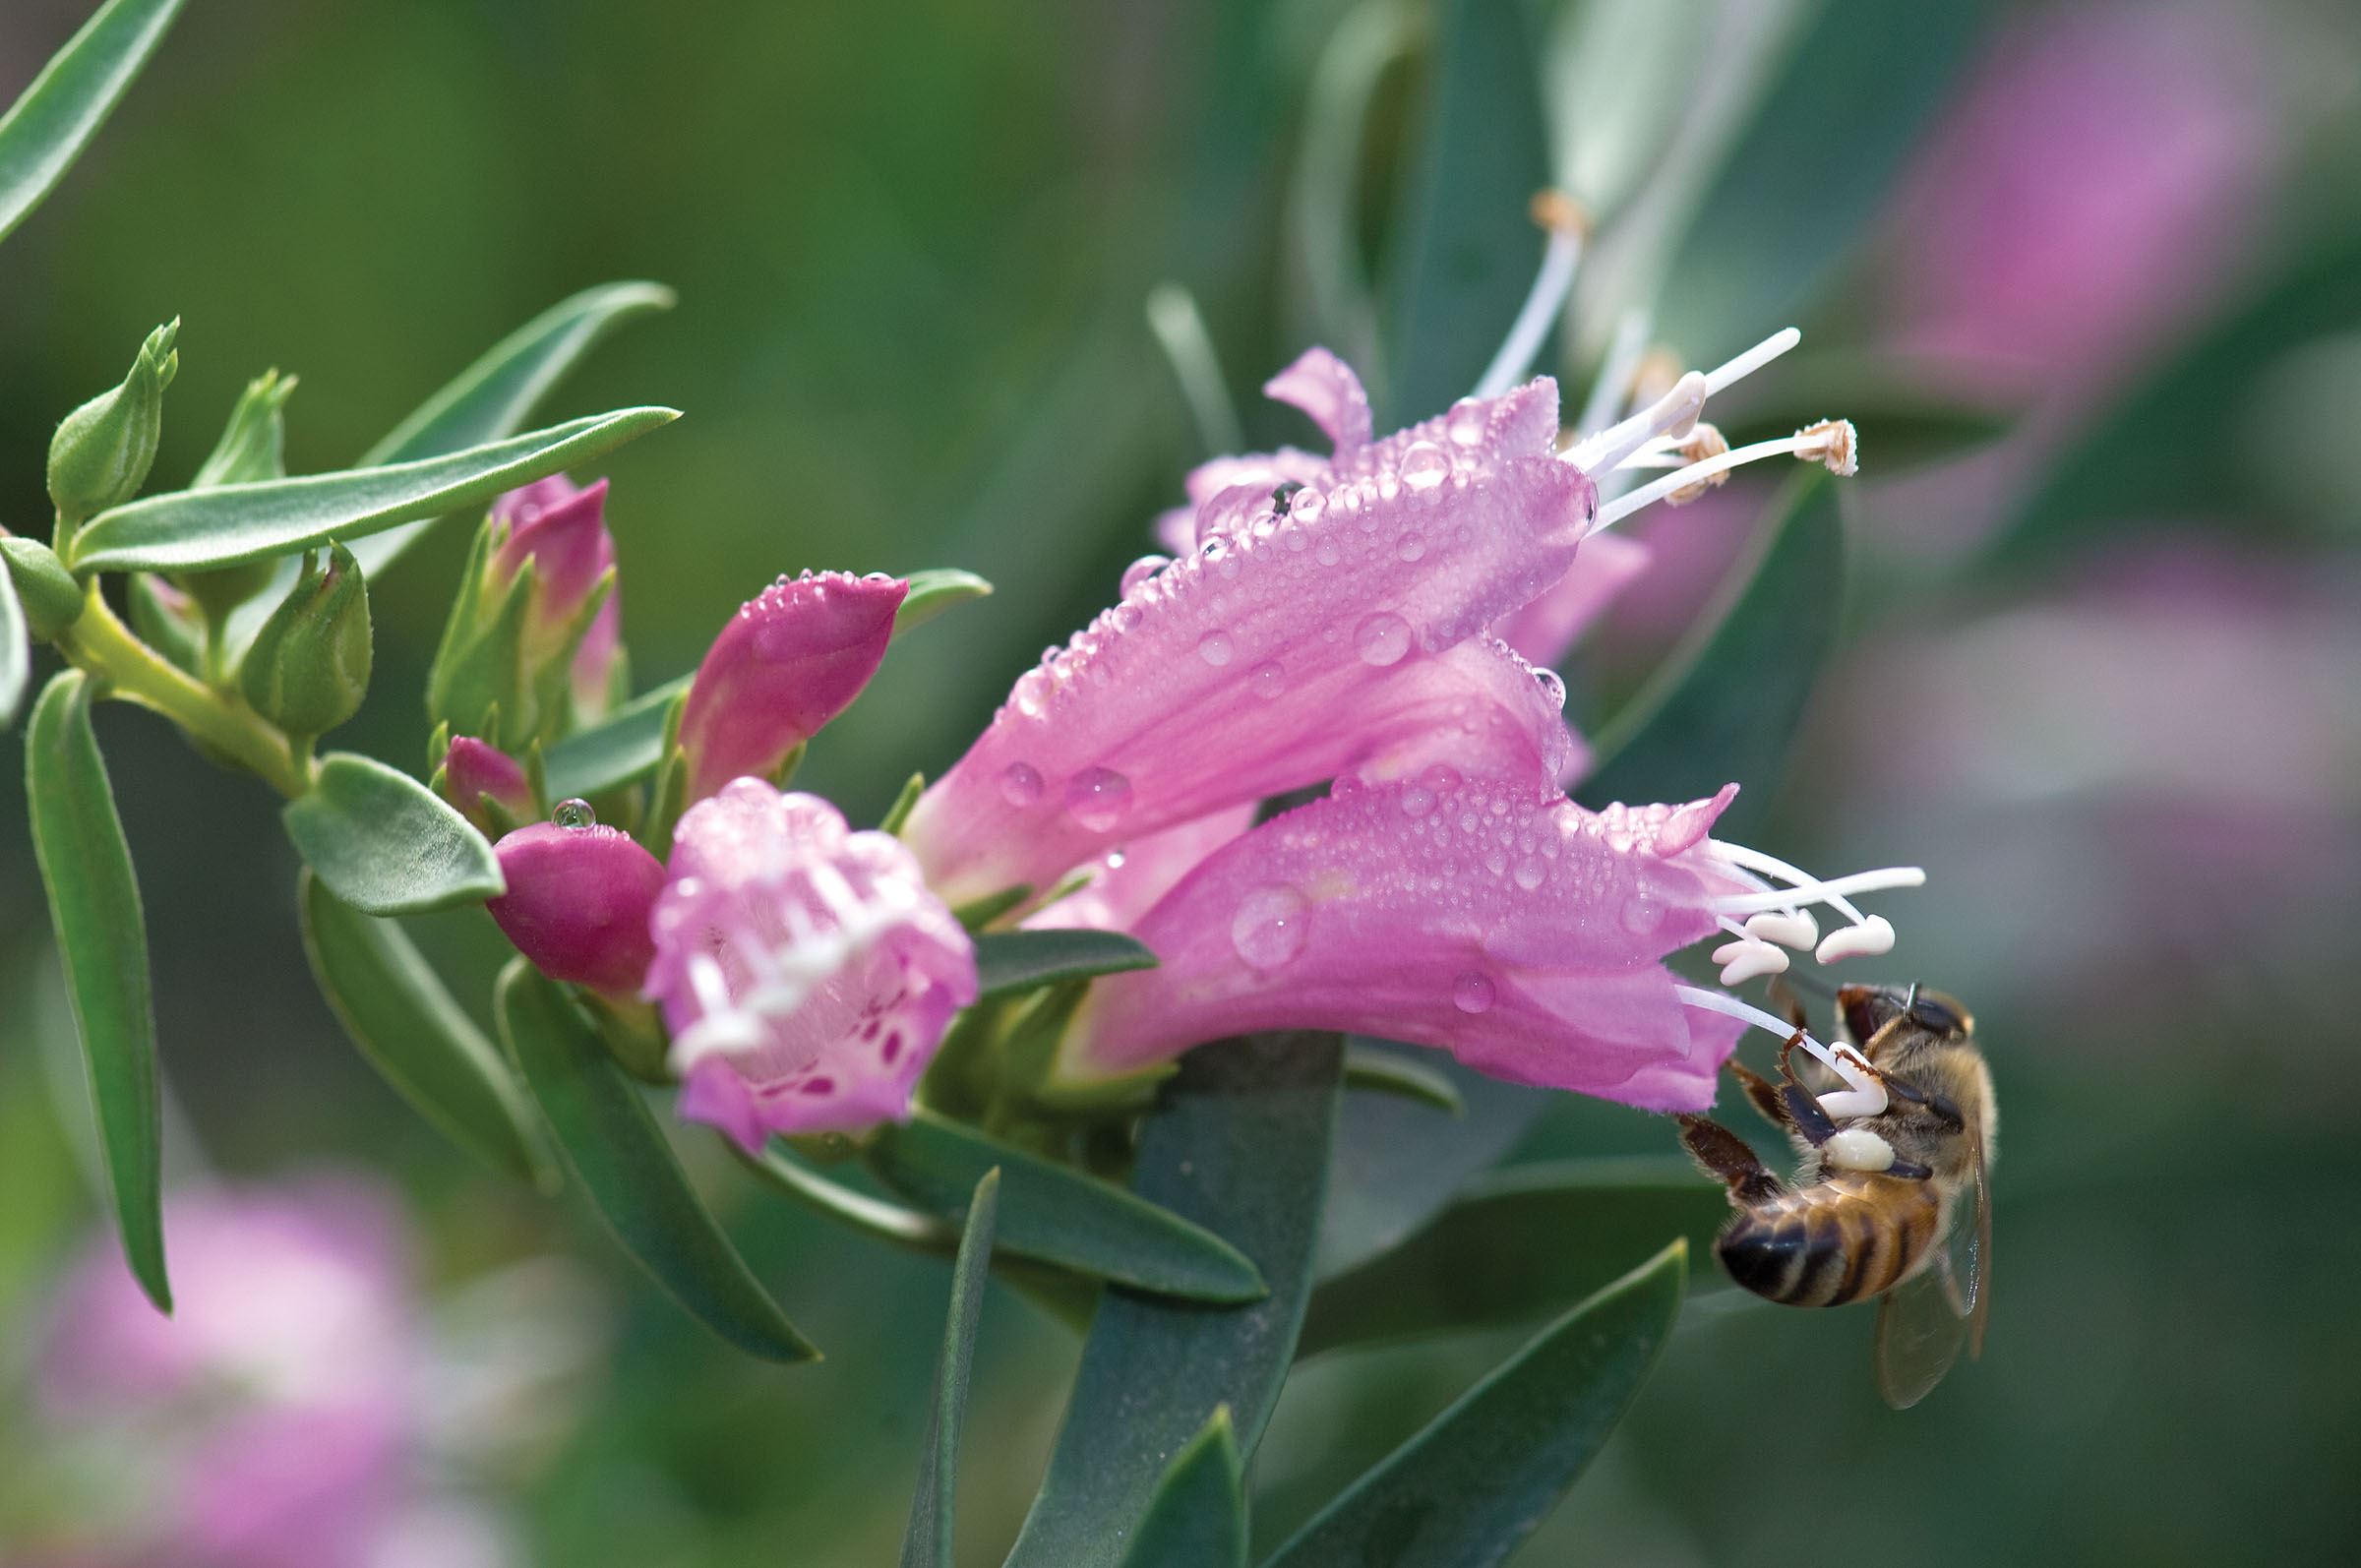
1064;773;1926;1109
487;818;665;996
645;782;977;1149
901;353;1596;905
491;476;624;719
674;571;907;805
435;735;535;836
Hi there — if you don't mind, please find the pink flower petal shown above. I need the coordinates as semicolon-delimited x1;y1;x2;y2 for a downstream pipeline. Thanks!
1492;529;1652;673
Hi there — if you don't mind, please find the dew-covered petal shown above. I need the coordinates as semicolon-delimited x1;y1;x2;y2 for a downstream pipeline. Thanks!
1025;805;1258;934
1263;346;1374;452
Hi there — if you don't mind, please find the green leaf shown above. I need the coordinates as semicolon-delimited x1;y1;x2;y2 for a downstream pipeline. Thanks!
899;1168;1000;1568
0;552;26;728
870;1110;1266;1303
1341;1043;1463;1115
1266;1241;1687;1567
973;928;1158;999
1300;1158;1727;1357
496;961;817;1361
893;570;993;637
297;872;555;1187
879;771;925;837
1119;1409;1246;1568
1005;1034;1343;1568
541;674;687;801
1578;468;1841;843
282;753;505;916
0;0;186;247
1381;0;1553;425
351;280;677;577
69;408;677;575
24;670;166;1309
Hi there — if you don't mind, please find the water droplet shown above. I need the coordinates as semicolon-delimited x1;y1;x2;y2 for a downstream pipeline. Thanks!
1453;972;1496;1014
1249;661;1286;700
1446;401;1486;448
1292;489;1326;523
1421;763;1462;794
1400;441;1450;491
1514;857;1544;891
1314;537;1341;567
1064;766;1132;831
1012;669;1048;717
1534;667;1567;710
1396;531;1426;562
1106;849;1128;870
1231;884;1310;969
1401;786;1436;818
1120;554;1170;595
552;798;596;828
1197;630;1235;667
1356;612;1412;666
1620;891;1666;935
999;762;1043;806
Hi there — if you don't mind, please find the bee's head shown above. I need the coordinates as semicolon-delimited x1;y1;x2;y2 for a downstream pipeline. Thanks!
1840;983;1974;1045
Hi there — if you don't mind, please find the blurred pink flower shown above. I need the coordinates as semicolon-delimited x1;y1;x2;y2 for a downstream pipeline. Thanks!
646;782;977;1148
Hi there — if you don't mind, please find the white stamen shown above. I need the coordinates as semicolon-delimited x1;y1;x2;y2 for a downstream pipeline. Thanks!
1710;866;1925;918
1703;326;1801;395
1708;841;1874;927
1575;305;1652;447
1594;421;1858;531
1474;191;1588;397
1745;909;1819;949
1713;937;1789;985
1674;986;1891;1118
1815;914;1897;964
1563;371;1708;474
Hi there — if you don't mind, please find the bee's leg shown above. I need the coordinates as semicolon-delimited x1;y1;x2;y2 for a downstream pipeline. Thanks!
1767;975;1810;1033
1773;1033;1842;1146
1677;1115;1786;1205
1727;1059;1790;1130
1886;1159;1935;1180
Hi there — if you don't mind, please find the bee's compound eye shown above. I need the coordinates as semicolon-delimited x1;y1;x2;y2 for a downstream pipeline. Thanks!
1910;995;1964;1035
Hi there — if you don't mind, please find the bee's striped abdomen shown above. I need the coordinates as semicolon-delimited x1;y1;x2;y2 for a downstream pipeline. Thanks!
1717;1175;1941;1307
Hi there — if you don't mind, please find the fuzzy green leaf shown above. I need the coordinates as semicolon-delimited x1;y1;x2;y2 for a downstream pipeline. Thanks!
282;754;505;915
1578;468;1841;843
542;674;687;801
1004;1034;1343;1568
870;1111;1265;1302
25;670;166;1309
69;408;676;575
899;1168;1000;1568
893;569;993;636
351;281;677;576
1300;1159;1728;1357
1119;1409;1246;1568
298;872;554;1187
973;928;1157;999
497;962;817;1361
0;0;186;246
1266;1242;1687;1567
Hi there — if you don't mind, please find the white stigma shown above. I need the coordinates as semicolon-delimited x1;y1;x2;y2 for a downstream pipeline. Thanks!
1474;191;1589;397
1702;326;1801;395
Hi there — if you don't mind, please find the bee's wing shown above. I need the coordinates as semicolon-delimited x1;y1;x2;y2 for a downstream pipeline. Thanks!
1872;1151;1987;1410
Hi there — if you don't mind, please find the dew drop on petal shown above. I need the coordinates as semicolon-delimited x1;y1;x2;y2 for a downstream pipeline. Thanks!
1249;660;1286;699
552;798;596;828
1197;630;1236;667
1514;857;1545;891
1356;612;1412;667
1120;555;1170;595
1400;441;1451;491
1064;766;1132;831
1620;891;1665;935
1292;489;1326;523
1231;883;1310;970
1534;667;1567;710
1315;537;1341;567
1452;972;1496;1014
1396;531;1426;562
1421;763;1461;793
1446;401;1486;448
999;762;1044;807
1401;786;1436;818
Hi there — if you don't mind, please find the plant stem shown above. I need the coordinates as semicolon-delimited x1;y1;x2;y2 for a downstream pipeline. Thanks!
55;582;312;798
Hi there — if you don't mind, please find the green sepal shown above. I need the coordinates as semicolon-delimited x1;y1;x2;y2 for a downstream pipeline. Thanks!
879;771;924;836
951;883;1032;932
2;535;86;639
48;318;177;524
177;369;296;620
892;569;993;637
239;542;371;739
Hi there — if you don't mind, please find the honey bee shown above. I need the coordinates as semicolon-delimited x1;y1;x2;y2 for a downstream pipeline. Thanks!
1678;983;1995;1408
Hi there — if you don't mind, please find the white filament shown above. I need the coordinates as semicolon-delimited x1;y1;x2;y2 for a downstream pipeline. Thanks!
1574;305;1652;448
1595;431;1822;530
1673;986;1890;1118
1563;371;1708;474
1475;223;1586;397
1703;326;1801;394
1710;866;1926;918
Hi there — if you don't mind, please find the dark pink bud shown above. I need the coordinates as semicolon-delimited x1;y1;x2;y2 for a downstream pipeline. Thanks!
676;571;906;803
491;476;620;677
436;736;535;836
487;820;664;996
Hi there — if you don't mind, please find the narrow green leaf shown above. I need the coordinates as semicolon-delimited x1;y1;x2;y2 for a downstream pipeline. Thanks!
1380;0;1552;424
352;280;677;576
893;570;993;637
24;670;166;1309
1119;1409;1246;1568
282;754;505;916
899;1168;1001;1568
0;0;186;246
497;961;817;1361
297;872;554;1187
870;1110;1265;1302
0;554;26;728
1300;1159;1727;1357
879;771;925;837
70;408;676;575
1578;468;1841;843
1005;1034;1343;1568
1341;1043;1463;1115
1266;1242;1687;1567
541;674;688;801
973;928;1157;999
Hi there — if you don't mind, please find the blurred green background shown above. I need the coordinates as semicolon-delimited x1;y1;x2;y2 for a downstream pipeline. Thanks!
3;0;2359;1562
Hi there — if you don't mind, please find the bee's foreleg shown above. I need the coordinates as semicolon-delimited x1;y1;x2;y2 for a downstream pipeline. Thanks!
1677;1115;1785;1205
1727;1059;1790;1130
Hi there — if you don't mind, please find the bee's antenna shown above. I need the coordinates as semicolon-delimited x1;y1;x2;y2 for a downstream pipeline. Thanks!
1905;980;1921;1011
1777;972;1839;1002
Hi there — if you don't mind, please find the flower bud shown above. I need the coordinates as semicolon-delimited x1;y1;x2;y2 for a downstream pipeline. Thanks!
433;735;537;837
48;319;179;523
239;543;373;738
1;535;87;641
676;572;905;803
125;573;203;675
487;815;664;997
179;370;297;621
427;477;622;751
